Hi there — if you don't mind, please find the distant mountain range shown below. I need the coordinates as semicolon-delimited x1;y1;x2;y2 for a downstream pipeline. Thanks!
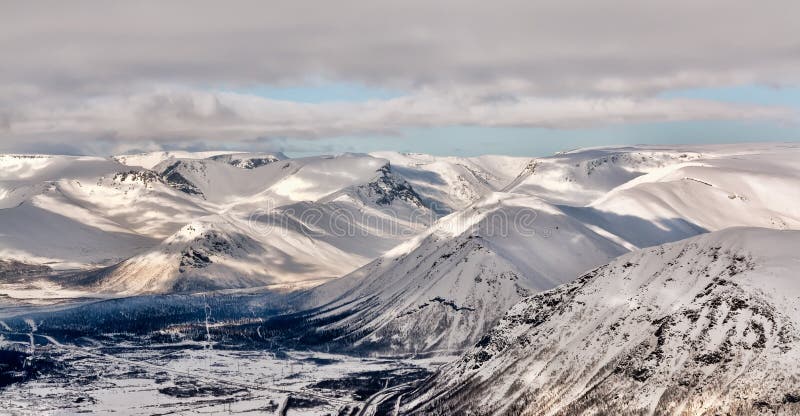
3;144;800;330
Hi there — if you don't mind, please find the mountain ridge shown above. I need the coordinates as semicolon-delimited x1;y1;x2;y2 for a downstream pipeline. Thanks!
405;227;800;415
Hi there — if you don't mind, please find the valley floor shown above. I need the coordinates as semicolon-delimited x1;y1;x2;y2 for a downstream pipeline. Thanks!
0;331;444;415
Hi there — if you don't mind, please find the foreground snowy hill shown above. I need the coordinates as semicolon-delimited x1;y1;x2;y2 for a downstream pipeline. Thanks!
405;228;800;415
297;193;627;353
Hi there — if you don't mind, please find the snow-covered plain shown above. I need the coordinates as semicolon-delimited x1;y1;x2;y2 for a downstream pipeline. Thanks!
0;335;445;415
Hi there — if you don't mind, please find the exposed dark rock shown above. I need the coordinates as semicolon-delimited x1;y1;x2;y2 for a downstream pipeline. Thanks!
209;154;283;169
359;164;424;207
0;259;51;280
429;297;475;312
160;161;204;196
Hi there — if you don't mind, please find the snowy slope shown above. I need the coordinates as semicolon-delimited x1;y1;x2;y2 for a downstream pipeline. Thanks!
100;155;442;293
506;147;705;205
112;150;239;169
207;152;287;168
114;150;287;170
0;152;437;290
92;215;366;294
574;146;800;248
370;152;531;213
0;155;199;268
152;153;409;204
406;228;800;415
145;154;435;273
0;154;130;209
94;154;437;294
296;193;627;353
504;144;800;249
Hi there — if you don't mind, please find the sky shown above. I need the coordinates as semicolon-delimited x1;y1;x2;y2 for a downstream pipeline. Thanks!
1;1;799;157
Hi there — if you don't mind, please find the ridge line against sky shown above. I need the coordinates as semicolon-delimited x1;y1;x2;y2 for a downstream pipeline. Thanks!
1;0;799;156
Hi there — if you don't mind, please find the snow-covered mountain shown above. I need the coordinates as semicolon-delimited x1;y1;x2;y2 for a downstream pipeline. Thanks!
112;150;240;169
0;151;479;293
370;152;532;213
284;144;800;355
405;228;800;415
573;145;800;248
0;154;195;269
91;155;436;294
505;147;705;205
297;193;627;353
89;215;370;294
206;152;288;169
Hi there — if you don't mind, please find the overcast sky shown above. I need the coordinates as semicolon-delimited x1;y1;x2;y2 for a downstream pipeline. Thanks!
1;0;799;156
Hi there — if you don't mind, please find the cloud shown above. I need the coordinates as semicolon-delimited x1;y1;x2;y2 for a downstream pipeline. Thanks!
1;0;799;152
3;88;795;151
4;1;800;95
